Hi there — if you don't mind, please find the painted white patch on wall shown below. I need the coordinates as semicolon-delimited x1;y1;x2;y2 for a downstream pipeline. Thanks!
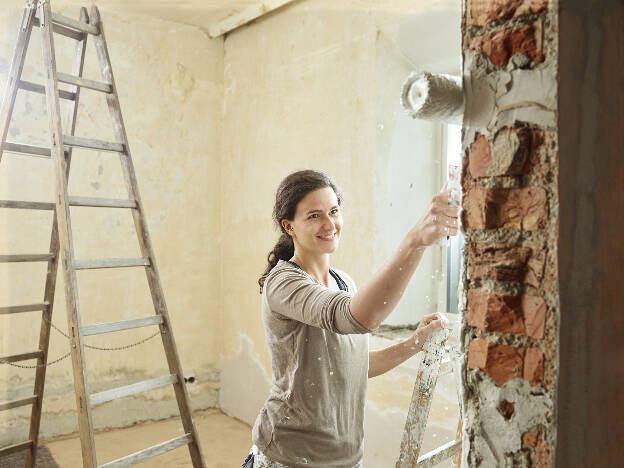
219;333;272;425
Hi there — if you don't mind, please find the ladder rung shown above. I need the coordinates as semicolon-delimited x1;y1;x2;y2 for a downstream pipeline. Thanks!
0;440;33;457
98;433;192;468
0;303;49;315
0;351;43;364
74;258;150;270
32;17;84;40
82;316;163;336
0;395;37;412
69;196;136;209
19;79;76;100
63;135;124;153
3;141;51;158
90;374;178;406
416;439;461;467
52;12;99;35
57;72;112;93
0;200;55;210
0;254;54;263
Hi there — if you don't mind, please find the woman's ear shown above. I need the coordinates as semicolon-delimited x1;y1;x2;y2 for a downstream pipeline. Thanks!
281;219;293;235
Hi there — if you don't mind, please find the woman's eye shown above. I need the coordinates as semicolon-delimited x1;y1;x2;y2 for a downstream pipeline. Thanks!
309;214;319;219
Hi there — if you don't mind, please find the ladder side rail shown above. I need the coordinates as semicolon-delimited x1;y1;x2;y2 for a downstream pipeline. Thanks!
0;2;37;164
39;3;97;467
396;329;449;468
89;6;205;467
26;7;91;467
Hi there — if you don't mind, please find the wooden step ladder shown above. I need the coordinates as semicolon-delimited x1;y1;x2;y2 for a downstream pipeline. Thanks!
396;328;463;468
0;2;206;467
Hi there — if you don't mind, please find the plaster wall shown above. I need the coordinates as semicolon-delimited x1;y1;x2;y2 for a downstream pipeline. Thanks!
0;2;223;445
218;0;462;466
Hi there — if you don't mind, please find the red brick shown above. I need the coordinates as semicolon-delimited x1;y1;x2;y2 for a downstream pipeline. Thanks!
498;399;515;419
463;186;549;231
532;432;551;468
470;21;544;67
522;430;539;447
468;338;489;368
468;134;493;178
467;242;545;288
469;0;549;27
467;290;546;338
523;347;545;385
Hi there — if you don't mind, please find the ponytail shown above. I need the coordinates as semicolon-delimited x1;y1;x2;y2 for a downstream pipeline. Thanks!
258;233;294;293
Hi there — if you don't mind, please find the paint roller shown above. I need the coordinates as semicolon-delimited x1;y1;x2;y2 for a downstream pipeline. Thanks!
400;72;464;124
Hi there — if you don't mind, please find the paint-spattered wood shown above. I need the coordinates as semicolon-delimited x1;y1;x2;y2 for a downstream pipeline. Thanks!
91;6;206;466
0;200;55;210
57;71;112;93
0;303;49;314
0;396;37;412
73;257;150;269
89;374;178;406
98;434;192;468
33;16;84;40
51;12;98;35
68;196;136;208
63;134;124;152
27;8;90;467
0;254;54;262
81;315;163;336
396;328;449;468
208;0;297;37
0;2;36;164
19;79;75;100
39;3;98;466
2;141;53;158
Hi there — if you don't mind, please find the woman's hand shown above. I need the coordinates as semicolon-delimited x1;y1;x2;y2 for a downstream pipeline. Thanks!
410;188;459;247
413;312;449;348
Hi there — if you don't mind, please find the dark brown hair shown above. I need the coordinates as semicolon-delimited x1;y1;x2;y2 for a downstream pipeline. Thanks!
258;170;343;293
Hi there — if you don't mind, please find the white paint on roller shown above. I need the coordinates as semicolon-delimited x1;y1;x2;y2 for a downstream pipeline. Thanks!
401;71;464;124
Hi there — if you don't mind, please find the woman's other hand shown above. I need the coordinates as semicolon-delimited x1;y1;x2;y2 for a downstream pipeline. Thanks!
414;312;449;348
410;188;459;247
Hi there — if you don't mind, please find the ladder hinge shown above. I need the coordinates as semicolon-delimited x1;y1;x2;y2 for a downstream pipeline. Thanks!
22;3;35;31
38;0;49;27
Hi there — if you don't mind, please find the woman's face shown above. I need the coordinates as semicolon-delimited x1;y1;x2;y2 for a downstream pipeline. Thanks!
284;187;342;257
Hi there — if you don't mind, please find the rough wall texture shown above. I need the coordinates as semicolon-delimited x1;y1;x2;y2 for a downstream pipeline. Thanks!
0;2;223;444
460;0;559;466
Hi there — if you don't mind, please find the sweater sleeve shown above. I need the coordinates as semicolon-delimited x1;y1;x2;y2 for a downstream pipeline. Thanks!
265;269;370;335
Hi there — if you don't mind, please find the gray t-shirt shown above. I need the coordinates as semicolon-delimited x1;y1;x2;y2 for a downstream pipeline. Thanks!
252;260;371;468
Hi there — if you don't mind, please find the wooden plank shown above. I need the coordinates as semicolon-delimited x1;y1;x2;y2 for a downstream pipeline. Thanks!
0;303;49;315
416;439;461;468
82;316;163;336
3;141;51;158
90;374;177;407
91;6;206;466
51;12;99;35
68;196;136;209
39;3;98;467
98;434;192;468
19;79;75;100
0;2;36;164
57;72;112;93
208;0;296;37
73;258;150;270
0;396;37;412
33;17;84;41
63;134;124;153
0;440;33;457
0;200;55;210
0;351;43;363
0;254;54;262
396;329;449;468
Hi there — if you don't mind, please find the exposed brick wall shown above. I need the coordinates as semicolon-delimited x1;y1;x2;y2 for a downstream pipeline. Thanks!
461;0;558;466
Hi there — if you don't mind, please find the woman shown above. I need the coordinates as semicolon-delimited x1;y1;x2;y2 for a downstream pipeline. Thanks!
248;170;458;468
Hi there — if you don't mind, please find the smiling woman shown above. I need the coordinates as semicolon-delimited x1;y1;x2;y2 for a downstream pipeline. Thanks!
249;170;457;467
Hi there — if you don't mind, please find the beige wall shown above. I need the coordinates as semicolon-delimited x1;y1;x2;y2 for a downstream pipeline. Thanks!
0;1;223;445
